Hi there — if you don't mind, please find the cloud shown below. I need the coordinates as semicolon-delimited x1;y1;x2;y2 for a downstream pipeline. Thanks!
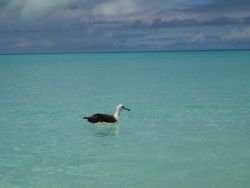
183;0;250;15
191;33;205;43
0;0;91;21
2;0;250;23
151;18;198;28
223;27;250;41
125;16;250;29
0;0;9;8
93;0;138;18
0;0;250;53
20;0;73;20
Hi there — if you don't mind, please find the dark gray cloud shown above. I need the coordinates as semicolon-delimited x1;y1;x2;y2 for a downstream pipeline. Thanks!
0;0;250;53
183;0;250;13
148;16;250;28
0;0;9;8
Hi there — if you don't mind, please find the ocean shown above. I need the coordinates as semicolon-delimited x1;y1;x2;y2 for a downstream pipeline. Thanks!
0;51;250;188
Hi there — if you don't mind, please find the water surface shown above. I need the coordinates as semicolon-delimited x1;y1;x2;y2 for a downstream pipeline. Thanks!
0;51;250;188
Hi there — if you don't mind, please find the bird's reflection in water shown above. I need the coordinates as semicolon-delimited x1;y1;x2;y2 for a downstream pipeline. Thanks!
87;124;120;137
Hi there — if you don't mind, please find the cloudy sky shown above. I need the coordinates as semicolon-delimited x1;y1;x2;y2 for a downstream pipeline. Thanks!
0;0;250;53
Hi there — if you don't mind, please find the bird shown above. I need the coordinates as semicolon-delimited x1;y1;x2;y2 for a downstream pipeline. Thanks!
83;104;130;124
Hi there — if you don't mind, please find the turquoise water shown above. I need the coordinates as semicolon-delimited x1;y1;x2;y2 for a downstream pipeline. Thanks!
0;51;250;188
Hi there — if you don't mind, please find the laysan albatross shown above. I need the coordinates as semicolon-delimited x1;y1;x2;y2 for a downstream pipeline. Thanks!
83;104;130;124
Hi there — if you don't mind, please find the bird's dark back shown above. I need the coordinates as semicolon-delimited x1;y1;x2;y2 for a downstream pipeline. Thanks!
86;113;117;123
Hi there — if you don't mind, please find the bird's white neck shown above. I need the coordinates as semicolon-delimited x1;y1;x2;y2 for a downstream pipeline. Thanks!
114;107;122;121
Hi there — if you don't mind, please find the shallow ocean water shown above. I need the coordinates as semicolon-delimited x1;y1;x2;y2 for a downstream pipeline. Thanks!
0;51;250;188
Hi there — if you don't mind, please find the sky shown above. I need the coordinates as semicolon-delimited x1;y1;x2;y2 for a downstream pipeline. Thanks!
0;0;250;53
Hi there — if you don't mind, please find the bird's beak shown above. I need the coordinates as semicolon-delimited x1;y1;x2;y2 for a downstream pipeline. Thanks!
123;106;130;111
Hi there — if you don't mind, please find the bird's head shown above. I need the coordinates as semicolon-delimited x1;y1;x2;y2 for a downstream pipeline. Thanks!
117;104;130;111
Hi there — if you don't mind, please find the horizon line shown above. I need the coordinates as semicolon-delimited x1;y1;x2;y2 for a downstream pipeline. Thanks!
0;48;250;56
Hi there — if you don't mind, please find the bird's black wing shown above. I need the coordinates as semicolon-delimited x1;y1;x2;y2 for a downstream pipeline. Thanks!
85;113;117;123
